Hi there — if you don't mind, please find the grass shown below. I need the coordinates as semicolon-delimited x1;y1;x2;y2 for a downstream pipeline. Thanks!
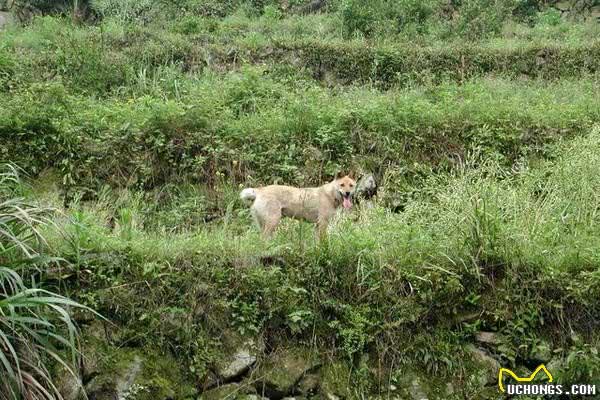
37;126;600;274
1;13;599;97
0;165;93;400
18;127;598;394
3;74;600;196
2;1;600;397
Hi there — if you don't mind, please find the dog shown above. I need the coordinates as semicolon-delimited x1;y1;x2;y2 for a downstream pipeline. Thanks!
240;175;356;238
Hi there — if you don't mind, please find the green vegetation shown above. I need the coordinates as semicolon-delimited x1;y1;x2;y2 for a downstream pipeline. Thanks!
2;0;600;398
0;165;90;400
3;76;600;195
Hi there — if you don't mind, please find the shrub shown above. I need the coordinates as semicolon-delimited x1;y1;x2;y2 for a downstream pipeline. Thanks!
340;0;379;38
385;0;442;37
536;8;562;26
453;0;516;39
89;0;156;23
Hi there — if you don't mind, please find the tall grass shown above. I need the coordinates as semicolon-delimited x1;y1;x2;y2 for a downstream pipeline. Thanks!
0;164;91;400
19;128;598;392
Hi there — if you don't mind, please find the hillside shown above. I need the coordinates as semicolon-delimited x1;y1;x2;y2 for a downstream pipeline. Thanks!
1;1;600;399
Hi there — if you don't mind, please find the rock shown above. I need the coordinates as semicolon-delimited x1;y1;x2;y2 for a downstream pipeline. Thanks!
0;11;10;29
516;365;532;377
254;347;320;399
322;69;340;87
82;319;130;345
299;0;327;14
466;345;501;386
453;311;481;325
467;345;501;370
83;320;108;341
554;1;571;11
356;174;377;201
591;5;600;21
200;383;242;400
80;341;197;400
199;382;257;399
81;350;101;382
475;331;503;345
297;372;320;395
199;370;219;390
85;355;144;400
55;368;85;400
218;342;258;380
408;377;428;400
391;370;432;400
214;331;264;382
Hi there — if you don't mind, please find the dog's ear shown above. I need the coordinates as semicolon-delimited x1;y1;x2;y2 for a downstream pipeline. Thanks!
335;170;345;179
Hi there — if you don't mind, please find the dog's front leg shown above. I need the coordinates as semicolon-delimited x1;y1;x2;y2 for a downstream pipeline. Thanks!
316;217;329;241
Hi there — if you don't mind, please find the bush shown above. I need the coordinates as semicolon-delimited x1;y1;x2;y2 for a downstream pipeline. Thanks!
511;0;543;23
340;0;441;38
391;0;441;36
89;0;156;23
9;0;82;21
452;0;516;39
536;8;562;26
340;0;378;37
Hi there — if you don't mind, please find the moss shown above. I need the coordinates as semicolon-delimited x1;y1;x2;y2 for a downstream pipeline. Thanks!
254;347;321;398
81;330;197;400
136;352;198;400
200;383;248;400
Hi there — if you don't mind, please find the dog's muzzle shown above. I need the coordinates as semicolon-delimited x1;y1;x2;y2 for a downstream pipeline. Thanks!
340;191;353;209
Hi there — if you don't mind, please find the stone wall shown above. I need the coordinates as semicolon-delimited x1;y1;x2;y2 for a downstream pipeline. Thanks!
551;0;600;21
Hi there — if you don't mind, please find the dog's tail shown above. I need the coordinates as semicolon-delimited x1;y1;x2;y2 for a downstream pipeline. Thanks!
240;188;257;205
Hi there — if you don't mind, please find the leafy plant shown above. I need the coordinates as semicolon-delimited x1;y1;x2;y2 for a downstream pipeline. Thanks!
340;0;379;37
536;8;562;27
287;309;313;334
563;342;600;383
453;0;515;39
0;164;93;400
0;268;83;400
0;164;49;258
90;0;155;23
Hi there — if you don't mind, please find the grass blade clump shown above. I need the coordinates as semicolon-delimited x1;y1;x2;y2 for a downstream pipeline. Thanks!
0;164;92;400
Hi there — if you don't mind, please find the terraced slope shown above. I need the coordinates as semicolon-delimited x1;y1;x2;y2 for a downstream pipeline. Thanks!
2;3;600;399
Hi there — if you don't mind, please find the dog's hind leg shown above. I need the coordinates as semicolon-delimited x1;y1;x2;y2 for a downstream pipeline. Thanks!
252;197;281;238
262;209;281;238
250;208;262;231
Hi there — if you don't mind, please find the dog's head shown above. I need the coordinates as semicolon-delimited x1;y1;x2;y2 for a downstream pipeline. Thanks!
334;174;356;209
